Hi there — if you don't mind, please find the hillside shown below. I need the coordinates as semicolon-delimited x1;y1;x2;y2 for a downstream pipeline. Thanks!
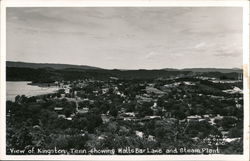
7;61;243;73
6;61;242;82
181;68;242;73
6;61;102;70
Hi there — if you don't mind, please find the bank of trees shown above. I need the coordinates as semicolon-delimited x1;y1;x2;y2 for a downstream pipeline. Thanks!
6;74;243;154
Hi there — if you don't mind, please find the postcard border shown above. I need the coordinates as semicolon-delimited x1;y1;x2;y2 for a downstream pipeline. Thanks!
0;0;249;160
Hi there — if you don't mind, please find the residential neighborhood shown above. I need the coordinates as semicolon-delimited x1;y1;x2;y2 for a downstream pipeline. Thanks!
6;73;243;154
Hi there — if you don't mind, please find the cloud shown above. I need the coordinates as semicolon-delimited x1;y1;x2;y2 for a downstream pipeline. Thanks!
145;51;161;59
194;42;206;49
213;52;240;57
6;7;243;69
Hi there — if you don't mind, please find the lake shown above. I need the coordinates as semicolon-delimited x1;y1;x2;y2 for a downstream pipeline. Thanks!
7;81;59;101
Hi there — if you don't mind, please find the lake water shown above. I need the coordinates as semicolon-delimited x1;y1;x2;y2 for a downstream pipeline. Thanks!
7;81;59;101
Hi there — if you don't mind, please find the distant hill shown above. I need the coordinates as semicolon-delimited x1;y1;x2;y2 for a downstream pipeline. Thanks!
161;68;179;71
7;61;243;73
162;67;242;73
181;68;243;73
6;61;102;70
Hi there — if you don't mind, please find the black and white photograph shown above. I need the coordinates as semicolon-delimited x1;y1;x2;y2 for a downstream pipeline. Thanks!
0;0;249;160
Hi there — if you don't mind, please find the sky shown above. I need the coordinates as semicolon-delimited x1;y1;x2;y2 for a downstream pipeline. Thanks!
6;7;243;69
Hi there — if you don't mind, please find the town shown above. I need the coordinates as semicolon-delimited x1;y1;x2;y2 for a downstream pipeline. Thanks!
6;73;243;155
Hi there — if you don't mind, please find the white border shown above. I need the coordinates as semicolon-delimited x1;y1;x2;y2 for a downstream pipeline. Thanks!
0;0;249;160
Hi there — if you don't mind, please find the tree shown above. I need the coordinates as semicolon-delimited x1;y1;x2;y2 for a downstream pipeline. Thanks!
137;102;154;117
72;117;88;130
58;89;65;94
157;97;165;107
100;103;110;114
64;108;73;117
220;117;237;130
186;120;220;138
228;127;243;138
86;114;103;133
109;106;118;117
154;120;178;144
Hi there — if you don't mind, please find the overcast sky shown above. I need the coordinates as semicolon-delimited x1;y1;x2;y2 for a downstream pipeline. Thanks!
7;7;242;69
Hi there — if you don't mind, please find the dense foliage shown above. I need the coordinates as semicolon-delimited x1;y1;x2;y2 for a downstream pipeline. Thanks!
6;70;243;155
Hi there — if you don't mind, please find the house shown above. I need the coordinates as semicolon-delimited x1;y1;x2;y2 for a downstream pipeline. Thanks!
101;114;110;123
223;137;241;143
183;81;195;86
135;131;144;138
102;88;109;94
33;125;41;130
77;107;89;114
214;114;224;120
65;88;70;94
223;87;243;94
203;114;210;118
236;103;242;109
144;116;161;121
146;86;165;95
187;115;202;122
66;117;72;121
136;95;153;103
110;77;119;80
198;118;206;122
124;112;136;117
209;115;224;125
221;131;229;138
164;82;181;88
148;135;156;142
123;118;132;121
58;114;66;119
36;98;46;103
98;135;107;140
164;112;172;118
191;137;199;142
54;107;63;111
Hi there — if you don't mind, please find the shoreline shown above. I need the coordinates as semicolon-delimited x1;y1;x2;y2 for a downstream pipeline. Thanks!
27;82;59;88
6;81;61;101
